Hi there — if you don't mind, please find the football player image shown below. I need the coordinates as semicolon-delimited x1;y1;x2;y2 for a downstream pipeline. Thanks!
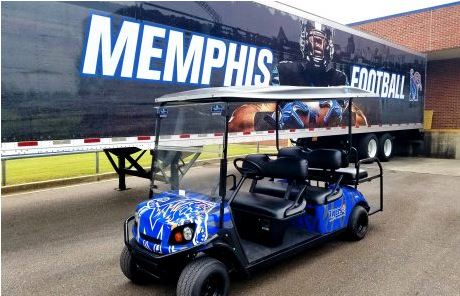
229;21;368;133
274;20;345;87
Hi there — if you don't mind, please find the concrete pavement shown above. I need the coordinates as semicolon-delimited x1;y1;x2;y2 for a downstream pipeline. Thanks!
2;158;460;295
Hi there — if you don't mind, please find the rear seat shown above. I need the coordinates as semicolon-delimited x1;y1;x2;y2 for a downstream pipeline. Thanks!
335;167;368;182
249;147;366;205
278;147;368;184
308;167;368;183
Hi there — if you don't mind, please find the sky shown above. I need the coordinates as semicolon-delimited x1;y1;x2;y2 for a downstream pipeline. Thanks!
278;0;459;24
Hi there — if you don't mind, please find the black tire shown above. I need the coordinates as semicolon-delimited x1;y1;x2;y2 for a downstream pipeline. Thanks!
378;133;393;162
358;133;379;159
177;256;229;296
347;205;369;241
120;245;150;285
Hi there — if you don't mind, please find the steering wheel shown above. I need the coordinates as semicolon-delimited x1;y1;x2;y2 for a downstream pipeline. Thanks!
233;158;263;177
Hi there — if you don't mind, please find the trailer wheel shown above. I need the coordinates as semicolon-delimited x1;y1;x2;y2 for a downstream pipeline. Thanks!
358;133;378;159
346;205;369;241
177;256;229;296
120;245;150;285
378;133;393;162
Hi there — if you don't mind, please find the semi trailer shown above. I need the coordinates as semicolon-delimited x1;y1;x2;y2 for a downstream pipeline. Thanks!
1;1;426;188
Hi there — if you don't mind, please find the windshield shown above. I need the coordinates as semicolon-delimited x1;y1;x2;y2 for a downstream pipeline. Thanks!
153;102;226;198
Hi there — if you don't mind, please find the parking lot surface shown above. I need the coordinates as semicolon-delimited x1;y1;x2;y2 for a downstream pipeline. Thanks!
2;157;460;295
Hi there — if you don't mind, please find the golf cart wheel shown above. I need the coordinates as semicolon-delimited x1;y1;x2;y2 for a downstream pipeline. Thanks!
358;133;379;159
378;133;393;162
177;256;229;296
347;205;369;241
120;245;150;284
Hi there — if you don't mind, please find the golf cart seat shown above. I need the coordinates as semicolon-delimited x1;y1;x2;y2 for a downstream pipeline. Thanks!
232;192;306;219
232;155;307;219
252;180;301;200
232;155;309;246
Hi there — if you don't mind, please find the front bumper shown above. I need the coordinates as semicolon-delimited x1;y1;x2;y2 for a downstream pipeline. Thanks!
124;216;183;279
123;216;219;279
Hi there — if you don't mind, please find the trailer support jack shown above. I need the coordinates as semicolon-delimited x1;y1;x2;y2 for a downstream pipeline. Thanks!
104;147;202;194
104;148;151;191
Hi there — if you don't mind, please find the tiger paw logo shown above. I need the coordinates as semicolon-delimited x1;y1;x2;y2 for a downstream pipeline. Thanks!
328;204;346;222
409;69;422;102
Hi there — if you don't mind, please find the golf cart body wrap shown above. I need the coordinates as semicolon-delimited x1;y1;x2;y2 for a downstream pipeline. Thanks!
293;185;368;234
133;191;232;255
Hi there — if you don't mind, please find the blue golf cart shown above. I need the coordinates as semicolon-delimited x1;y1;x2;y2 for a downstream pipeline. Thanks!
120;86;383;296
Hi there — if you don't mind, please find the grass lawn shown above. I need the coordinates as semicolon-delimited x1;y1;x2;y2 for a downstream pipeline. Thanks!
2;143;278;186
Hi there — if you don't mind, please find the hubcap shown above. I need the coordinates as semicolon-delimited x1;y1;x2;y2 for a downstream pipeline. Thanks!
383;138;392;157
357;214;368;236
367;139;377;158
201;273;224;296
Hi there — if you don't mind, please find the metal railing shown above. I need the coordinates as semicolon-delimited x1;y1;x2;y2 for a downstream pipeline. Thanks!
0;142;277;187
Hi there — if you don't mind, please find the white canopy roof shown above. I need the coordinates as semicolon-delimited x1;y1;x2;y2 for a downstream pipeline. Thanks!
155;86;374;103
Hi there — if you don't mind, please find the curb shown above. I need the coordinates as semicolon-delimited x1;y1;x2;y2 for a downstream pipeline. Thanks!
1;155;246;195
1;172;119;195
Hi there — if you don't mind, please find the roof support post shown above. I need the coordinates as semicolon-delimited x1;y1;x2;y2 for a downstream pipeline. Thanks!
275;101;280;151
149;104;164;198
219;103;230;228
348;97;353;155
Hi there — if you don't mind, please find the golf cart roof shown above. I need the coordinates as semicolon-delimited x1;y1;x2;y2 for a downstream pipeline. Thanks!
155;86;374;103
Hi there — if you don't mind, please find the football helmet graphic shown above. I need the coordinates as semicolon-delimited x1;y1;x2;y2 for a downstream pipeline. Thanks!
299;21;334;69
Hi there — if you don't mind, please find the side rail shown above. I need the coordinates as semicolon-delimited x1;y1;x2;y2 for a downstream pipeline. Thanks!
355;157;383;215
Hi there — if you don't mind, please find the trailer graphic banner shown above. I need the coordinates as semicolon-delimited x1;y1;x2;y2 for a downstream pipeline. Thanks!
1;2;426;142
350;66;406;99
81;14;273;87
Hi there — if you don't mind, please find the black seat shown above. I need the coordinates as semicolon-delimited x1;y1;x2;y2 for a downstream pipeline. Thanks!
232;191;306;219
232;155;308;219
252;180;300;199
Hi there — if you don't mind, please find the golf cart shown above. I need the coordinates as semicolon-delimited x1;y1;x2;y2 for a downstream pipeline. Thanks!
120;86;383;295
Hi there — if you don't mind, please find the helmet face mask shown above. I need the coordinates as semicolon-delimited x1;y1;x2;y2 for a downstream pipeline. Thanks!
307;29;327;64
300;21;334;69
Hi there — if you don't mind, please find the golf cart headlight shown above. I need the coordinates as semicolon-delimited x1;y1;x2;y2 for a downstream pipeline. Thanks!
183;226;194;241
134;212;139;224
169;224;196;244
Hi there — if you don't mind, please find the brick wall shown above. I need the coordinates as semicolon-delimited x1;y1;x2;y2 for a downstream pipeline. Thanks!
352;4;460;53
425;58;460;129
352;4;460;129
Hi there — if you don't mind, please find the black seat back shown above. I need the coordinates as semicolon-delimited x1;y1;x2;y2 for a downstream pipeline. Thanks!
306;149;342;170
243;154;307;181
278;147;348;170
276;146;309;159
261;157;308;181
